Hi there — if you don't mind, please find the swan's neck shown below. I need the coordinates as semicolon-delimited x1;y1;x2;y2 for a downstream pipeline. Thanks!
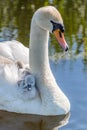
29;18;70;114
29;20;50;75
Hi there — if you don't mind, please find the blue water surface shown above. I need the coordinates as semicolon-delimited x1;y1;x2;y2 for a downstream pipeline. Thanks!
50;53;87;130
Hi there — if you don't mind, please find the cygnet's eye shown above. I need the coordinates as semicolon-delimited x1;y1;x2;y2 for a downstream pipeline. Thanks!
23;84;32;91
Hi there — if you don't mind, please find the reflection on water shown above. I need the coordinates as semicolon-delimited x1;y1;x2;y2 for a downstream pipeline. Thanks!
0;0;87;64
0;0;87;130
50;54;87;130
0;111;70;130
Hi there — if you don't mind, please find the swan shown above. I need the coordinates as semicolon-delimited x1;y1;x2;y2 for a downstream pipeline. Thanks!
0;6;70;115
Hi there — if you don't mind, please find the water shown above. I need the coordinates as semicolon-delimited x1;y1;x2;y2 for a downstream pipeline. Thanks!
0;111;70;130
0;0;87;130
50;52;87;130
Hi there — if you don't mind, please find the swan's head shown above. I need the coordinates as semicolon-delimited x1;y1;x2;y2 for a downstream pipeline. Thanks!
34;6;68;51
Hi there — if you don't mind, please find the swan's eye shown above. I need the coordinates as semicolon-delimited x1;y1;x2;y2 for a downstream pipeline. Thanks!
50;20;65;33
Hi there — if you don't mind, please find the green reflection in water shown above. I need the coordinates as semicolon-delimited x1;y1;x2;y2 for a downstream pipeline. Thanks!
0;0;87;67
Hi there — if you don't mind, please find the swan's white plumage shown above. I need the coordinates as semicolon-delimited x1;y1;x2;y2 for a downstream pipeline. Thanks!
0;40;29;64
0;64;41;114
0;6;70;115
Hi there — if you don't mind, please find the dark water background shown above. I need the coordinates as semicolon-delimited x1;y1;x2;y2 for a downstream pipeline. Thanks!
0;0;87;130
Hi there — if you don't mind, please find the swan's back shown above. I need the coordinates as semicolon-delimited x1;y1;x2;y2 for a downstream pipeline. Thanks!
0;40;29;64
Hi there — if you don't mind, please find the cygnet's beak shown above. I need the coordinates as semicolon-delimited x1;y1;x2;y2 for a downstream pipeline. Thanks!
53;29;69;51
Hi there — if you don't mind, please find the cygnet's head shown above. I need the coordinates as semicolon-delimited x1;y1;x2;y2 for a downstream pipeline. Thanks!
32;6;68;51
17;69;38;100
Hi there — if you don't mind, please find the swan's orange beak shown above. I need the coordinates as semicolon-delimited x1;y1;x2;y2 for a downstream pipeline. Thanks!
53;29;69;51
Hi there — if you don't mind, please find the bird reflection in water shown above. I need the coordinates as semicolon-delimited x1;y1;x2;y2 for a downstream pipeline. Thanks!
0;111;70;130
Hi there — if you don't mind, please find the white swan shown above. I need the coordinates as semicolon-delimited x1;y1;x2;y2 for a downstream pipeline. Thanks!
0;6;70;115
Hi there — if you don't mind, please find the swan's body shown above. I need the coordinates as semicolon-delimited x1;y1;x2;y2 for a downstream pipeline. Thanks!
0;6;70;115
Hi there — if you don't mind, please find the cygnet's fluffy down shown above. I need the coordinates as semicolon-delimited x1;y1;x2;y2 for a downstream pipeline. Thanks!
17;68;38;100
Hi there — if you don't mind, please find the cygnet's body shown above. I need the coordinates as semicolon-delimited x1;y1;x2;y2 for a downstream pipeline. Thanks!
17;68;38;100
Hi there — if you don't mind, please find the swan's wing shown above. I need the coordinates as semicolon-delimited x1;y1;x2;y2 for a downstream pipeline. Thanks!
0;40;29;64
0;55;13;64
